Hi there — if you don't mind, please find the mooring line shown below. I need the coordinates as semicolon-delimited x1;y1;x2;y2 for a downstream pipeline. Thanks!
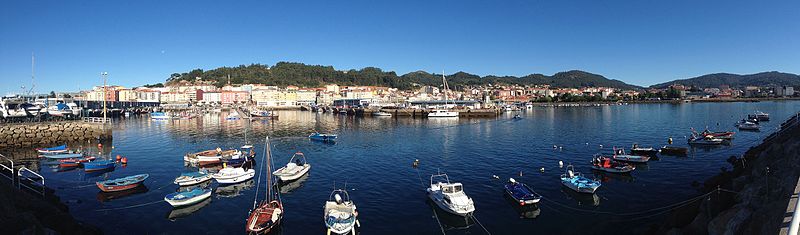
94;199;163;212
470;214;492;235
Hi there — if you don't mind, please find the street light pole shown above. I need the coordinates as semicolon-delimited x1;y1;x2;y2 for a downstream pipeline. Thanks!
101;72;108;123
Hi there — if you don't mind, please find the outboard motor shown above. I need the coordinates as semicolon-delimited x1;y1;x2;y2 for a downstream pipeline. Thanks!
335;194;343;204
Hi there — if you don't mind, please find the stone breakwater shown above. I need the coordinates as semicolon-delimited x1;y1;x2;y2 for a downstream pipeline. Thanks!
0;121;111;148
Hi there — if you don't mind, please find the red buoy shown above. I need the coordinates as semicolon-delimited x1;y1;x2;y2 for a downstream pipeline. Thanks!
98;143;103;148
121;157;128;164
116;155;121;161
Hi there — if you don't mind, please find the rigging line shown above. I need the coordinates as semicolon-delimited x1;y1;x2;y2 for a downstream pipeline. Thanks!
428;204;448;235
606;195;708;222
252;135;268;209
469;214;492;235
540;189;717;217
94;199;163;212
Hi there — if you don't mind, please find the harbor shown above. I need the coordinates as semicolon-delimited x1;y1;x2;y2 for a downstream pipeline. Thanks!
2;101;799;234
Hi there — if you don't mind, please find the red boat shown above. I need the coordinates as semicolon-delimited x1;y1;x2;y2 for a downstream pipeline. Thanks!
246;136;283;234
699;129;735;140
59;156;97;168
96;174;149;192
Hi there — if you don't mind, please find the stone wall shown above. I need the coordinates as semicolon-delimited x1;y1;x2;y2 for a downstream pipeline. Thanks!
0;121;111;148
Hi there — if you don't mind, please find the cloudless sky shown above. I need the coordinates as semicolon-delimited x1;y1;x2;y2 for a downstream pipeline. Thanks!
1;0;798;95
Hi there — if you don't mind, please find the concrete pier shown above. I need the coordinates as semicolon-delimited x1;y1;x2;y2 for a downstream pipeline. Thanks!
0;121;111;148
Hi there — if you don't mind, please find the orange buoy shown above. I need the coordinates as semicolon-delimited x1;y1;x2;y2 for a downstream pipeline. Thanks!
116;155;121;161
121;157;128;164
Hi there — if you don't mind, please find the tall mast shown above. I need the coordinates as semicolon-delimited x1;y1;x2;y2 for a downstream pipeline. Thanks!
441;71;448;106
265;136;272;200
31;52;35;96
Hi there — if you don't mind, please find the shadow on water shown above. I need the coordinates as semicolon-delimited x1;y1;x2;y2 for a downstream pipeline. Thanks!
426;199;475;231
279;173;309;194
96;185;149;202
591;171;636;183
502;193;542;219
166;197;212;221
215;179;254;198
560;186;601;207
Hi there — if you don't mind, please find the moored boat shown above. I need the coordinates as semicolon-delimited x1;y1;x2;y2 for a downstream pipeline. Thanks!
36;144;69;154
212;166;255;184
611;148;651;163
273;152;310;182
324;189;360;235
504;178;542;206
309;132;337;142
630;144;659;155
84;159;116;172
245;136;284;235
736;120;760;130
40;153;83;159
560;165;601;194
165;187;213;207
174;171;213;186
660;146;689;156
96;174;148;192
150;112;170;120
427;173;475;217
591;156;635;173
372;111;392;117
688;134;726;145
748;111;769;121
698;128;735;140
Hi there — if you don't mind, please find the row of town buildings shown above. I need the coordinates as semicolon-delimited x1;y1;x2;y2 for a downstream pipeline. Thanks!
654;84;796;99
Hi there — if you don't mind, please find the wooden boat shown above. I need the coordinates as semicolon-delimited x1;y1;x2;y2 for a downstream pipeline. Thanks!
698;129;735;140
660;146;688;156
96;174;149;192
504;178;541;206
273;152;310;182
184;148;241;166
174;171;213;186
309;132;337;142
165;188;213;207
560;165;601;194
84;159;116;172
36;144;69;154
324;189;360;235
611;148;650;163
246;136;284;235
591;156;635;173
212;167;255;184
58;160;81;169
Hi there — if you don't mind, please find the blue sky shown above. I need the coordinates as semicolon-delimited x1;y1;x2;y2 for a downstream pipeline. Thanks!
1;0;798;95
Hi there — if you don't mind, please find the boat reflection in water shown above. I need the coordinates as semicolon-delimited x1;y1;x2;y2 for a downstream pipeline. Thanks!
215;178;254;198
279;173;309;194
166;197;212;221
83;168;115;179
560;186;601;207
426;199;475;231
503;193;542;219
591;171;635;183
178;181;212;192
96;185;149;202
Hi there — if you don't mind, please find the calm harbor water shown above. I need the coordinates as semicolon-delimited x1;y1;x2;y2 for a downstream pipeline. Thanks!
5;101;800;234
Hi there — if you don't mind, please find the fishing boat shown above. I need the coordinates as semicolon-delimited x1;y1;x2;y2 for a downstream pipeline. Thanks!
688;134;726;145
660;146;688;156
736;120;760;130
309;132;337;142
428;73;459;118
372;111;392;117
212;166;255;184
96;174;148;192
173;171;213;186
245;136;284;235
560;165;601;194
611;148;651;163
324;189;360;235
427;173;475;217
150;112;170;120
591;156;635;173
58;156;96;168
273;152;310;182
504;178;542;206
84;159;116;172
165;187;213;207
36;144;69;154
630;144;659;155
748;111;770;121
698;128;735;140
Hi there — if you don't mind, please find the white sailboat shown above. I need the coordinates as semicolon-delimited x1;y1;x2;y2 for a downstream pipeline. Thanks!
428;73;459;118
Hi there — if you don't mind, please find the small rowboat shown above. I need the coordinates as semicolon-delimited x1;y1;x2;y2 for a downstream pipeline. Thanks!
212;167;255;184
36;144;69;154
688;135;726;145
96;174;149;192
660;146;688;156
504;178;541;206
165;188;213;207
58;156;95;168
309;132;337;142
84;159;116;172
246;200;283;234
174;171;213;186
560;165;601;194
611;148;650;163
591;156;635;173
630;144;659;155
699;129;735;140
40;153;83;159
273;152;310;182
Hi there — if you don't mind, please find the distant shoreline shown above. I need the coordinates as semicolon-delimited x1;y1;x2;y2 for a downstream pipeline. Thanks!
528;97;800;107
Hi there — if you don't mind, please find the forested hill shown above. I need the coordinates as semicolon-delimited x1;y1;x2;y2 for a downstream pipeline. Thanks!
165;62;643;90
650;72;800;89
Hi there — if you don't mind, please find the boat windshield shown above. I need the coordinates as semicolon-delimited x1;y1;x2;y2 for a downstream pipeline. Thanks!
443;184;463;193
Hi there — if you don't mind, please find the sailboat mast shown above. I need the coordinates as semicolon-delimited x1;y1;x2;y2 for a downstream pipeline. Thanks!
265;136;272;200
441;72;448;106
31;52;35;96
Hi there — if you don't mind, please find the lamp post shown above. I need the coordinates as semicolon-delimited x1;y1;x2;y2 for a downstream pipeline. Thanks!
101;72;108;123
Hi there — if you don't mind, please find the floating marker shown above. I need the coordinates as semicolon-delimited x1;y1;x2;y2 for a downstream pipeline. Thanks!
540;167;545;172
559;160;564;168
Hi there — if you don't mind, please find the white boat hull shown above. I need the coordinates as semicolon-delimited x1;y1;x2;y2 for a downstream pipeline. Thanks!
174;174;213;186
561;180;598;194
426;189;474;216
212;169;255;184
165;190;212;207
274;164;311;181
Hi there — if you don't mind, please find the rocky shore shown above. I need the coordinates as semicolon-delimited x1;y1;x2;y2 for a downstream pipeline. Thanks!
0;179;101;234
0;121;111;148
654;112;800;234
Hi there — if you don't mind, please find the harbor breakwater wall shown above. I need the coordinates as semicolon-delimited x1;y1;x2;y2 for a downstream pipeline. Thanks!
655;112;800;235
0;121;111;148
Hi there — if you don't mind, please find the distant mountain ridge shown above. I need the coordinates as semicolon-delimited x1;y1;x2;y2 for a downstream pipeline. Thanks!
167;62;643;90
650;72;800;89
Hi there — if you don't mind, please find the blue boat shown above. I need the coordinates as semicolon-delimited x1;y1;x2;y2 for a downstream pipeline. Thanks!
40;153;83;159
36;144;69;154
151;112;170;120
504;178;542;206
309;132;337;142
164;188;213;207
560;165;601;194
84;159;116;172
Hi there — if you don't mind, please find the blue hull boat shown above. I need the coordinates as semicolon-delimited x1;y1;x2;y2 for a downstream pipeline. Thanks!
560;165;601;194
165;188;213;207
36;144;68;154
84;159;116;172
504;178;542;206
40;153;83;159
309;132;337;142
96;174;148;192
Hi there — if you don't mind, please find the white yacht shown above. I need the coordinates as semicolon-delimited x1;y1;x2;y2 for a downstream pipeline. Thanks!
427;173;475;216
0;98;29;118
428;73;459;118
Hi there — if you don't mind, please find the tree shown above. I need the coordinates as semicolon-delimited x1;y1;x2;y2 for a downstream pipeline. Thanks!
48;91;56;98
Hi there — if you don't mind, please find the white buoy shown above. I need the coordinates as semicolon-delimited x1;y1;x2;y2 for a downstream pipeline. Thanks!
492;175;499;179
540;167;545;172
599;144;604;148
559;161;564;168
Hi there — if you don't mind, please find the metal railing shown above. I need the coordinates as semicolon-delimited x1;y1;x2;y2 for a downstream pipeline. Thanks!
17;167;45;197
0;154;13;183
83;117;112;124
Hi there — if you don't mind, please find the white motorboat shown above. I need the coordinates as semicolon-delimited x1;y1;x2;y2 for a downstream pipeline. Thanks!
688;134;726;145
427;173;475;217
0;98;29;118
173;171;213;186
736;120;760;130
212;166;255;184
324;189;360;235
748;111;770;121
372;111;392;117
273;152;311;182
428;73;459;118
164;188;213;207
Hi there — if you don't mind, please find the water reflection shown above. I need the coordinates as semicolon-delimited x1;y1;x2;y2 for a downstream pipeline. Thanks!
591;171;635;183
279;173;309;194
215;179;254;198
166;197;212;221
427;200;475;231
560;186;601;206
96;185;148;202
